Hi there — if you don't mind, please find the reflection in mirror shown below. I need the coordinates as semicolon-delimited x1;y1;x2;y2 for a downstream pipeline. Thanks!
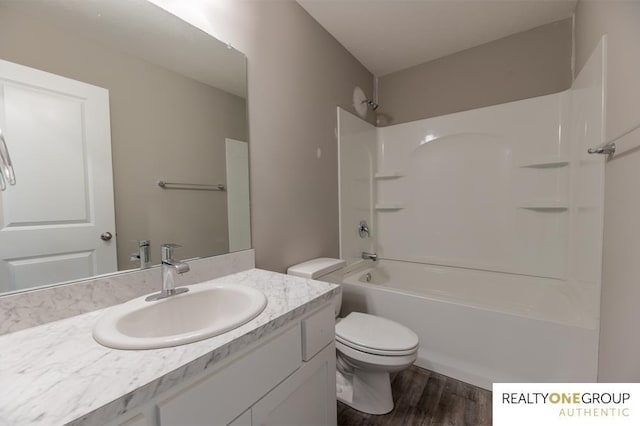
0;0;250;294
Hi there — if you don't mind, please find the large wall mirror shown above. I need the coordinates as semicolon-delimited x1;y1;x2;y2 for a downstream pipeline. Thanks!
0;0;250;294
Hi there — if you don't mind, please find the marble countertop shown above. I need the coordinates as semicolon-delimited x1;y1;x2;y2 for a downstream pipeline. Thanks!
0;269;339;426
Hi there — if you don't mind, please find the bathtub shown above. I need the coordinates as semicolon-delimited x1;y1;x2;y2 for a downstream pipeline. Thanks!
324;259;599;390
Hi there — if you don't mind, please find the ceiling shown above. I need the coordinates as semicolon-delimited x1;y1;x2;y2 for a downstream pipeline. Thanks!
297;0;578;76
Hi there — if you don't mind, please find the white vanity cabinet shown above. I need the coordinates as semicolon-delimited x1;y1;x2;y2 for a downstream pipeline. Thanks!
250;343;336;426
111;304;336;426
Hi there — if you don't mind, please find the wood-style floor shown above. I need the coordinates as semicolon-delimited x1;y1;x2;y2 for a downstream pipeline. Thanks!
337;366;492;426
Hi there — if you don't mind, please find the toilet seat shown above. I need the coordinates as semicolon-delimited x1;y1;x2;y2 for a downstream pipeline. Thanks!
335;312;419;356
336;335;417;356
334;314;419;415
336;340;418;370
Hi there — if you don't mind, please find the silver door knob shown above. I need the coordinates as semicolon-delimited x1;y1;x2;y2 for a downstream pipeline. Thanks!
100;232;113;241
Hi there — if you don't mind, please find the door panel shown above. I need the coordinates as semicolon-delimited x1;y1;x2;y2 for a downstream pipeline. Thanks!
0;59;116;293
7;251;94;291
2;84;89;225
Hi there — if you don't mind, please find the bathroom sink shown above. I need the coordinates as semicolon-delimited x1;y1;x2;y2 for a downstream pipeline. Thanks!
93;283;267;350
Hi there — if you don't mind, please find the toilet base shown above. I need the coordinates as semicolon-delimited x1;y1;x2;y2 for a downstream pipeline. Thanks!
336;369;394;415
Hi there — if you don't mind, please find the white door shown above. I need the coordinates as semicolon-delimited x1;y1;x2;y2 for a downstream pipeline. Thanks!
0;59;116;293
225;138;250;252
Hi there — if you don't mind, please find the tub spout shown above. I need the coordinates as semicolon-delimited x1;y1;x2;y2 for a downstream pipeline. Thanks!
362;252;377;261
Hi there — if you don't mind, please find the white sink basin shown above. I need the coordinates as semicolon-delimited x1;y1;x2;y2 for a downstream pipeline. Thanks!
93;283;267;350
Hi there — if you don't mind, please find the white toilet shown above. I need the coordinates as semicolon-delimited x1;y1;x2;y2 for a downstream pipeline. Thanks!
288;258;419;415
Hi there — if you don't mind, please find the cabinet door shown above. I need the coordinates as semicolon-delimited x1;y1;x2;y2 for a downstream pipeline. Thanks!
301;304;334;361
157;324;302;426
252;342;336;426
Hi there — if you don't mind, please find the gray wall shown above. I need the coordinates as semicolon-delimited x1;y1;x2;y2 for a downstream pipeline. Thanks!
153;0;375;272
377;18;573;125
574;0;640;382
0;6;247;268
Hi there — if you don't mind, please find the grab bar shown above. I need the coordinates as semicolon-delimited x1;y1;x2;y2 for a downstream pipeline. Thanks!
0;127;16;191
588;121;640;157
157;180;226;191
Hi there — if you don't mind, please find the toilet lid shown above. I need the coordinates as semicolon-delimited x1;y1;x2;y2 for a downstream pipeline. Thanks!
335;312;419;355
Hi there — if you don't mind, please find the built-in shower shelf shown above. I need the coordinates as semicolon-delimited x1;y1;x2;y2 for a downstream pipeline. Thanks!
519;159;569;168
519;201;569;210
375;204;406;211
374;171;404;179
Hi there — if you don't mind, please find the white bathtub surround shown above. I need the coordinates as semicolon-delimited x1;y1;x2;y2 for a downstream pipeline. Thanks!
337;110;377;265
0;268;339;425
334;260;598;389
336;38;606;387
0;249;255;335
342;260;587;326
371;59;604;283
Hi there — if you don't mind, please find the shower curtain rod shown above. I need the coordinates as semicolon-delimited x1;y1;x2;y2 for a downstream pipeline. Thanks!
588;121;640;156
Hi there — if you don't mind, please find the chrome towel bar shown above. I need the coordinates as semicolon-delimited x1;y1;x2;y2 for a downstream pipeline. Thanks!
157;180;226;191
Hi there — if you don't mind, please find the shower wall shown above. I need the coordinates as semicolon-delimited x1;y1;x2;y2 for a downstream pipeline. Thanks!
566;38;606;319
377;93;569;279
337;109;376;264
338;37;606;324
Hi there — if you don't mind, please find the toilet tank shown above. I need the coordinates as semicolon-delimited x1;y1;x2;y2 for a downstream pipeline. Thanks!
287;258;345;317
287;258;346;279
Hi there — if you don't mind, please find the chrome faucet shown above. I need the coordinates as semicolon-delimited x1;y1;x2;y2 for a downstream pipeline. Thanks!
130;240;151;269
146;243;190;301
362;251;377;261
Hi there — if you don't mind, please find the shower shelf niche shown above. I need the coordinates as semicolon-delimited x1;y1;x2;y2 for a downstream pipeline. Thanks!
374;171;404;179
375;204;406;211
519;159;569;168
519;201;569;210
